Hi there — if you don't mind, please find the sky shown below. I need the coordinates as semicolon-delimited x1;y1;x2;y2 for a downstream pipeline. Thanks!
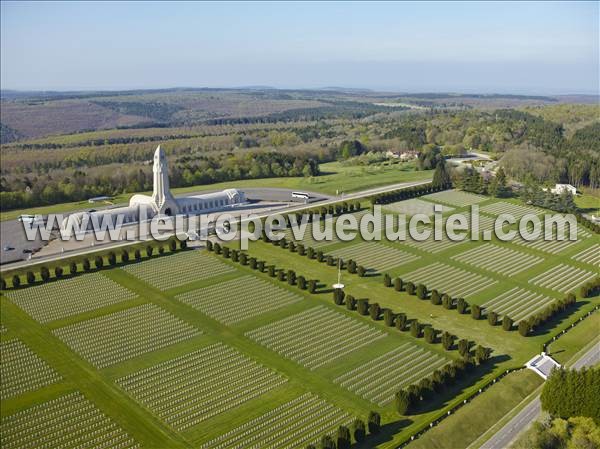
1;1;598;94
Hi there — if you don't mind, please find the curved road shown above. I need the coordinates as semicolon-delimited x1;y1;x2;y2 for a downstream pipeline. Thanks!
479;341;600;449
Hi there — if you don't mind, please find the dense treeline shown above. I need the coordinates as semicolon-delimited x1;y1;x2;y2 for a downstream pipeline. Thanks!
2;105;599;211
540;368;600;422
0;151;321;210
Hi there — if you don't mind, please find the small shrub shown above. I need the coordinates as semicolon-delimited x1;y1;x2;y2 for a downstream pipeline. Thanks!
487;311;498;326
406;281;415;295
26;271;36;285
471;304;481;320
287;270;296;285
502;316;513;331
352;419;366;443
442;294;453;309
54;266;63;278
69;262;78;275
456;297;467;314
410;320;421;338
158;245;165;255
357;299;369;316
395;313;407;331
298;275;307;290
394;390;412;415
430;289;441;305
94;256;104;269
394;277;403;291
108;252;117;266
345;295;356;310
384;309;395;326
121;250;129;263
424;326;436;344
134;249;141;260
383;273;392;287
518;320;531;336
357;265;366;277
416;284;428;299
441;331;455;350
12;274;20;288
40;266;50;282
368;411;381;434
333;288;345;305
369;303;381;320
308;279;317;294
83;258;91;271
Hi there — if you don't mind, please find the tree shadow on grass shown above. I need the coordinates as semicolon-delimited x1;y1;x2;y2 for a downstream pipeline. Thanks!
364;268;381;278
353;419;413;448
529;299;590;338
410;353;511;415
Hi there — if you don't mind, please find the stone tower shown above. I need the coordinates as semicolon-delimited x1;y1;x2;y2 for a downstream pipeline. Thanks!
151;145;178;215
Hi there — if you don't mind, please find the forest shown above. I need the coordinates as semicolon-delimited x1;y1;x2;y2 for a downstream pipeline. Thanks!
0;91;598;212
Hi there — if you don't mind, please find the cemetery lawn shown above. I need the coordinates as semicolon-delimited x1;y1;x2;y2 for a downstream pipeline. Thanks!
1;193;598;449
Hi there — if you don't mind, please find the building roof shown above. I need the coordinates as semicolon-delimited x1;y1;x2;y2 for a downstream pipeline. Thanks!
526;353;561;380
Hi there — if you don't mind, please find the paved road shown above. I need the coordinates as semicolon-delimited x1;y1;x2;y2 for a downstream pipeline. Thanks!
0;187;331;265
0;179;431;271
479;341;600;449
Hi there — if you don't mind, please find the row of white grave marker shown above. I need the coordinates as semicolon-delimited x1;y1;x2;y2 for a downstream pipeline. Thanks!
175;275;302;325
117;342;287;431
123;250;235;290
200;393;352;449
246;306;387;370
1;339;62;400
0;392;139;449
53;303;201;368
334;344;449;406
7;273;136;323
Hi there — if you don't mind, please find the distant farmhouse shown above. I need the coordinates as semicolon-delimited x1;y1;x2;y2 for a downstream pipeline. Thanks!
543;184;578;195
386;150;419;161
62;146;245;230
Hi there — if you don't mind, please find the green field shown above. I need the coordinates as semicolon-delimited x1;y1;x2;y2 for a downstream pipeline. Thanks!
0;161;430;221
1;192;598;449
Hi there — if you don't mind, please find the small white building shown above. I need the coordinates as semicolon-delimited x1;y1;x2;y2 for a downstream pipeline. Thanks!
543;184;578;195
386;150;419;161
526;353;561;380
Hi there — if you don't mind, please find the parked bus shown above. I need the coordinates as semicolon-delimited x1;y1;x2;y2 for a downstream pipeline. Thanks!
291;191;310;200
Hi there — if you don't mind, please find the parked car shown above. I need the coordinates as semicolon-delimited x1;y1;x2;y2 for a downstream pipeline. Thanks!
3;246;15;251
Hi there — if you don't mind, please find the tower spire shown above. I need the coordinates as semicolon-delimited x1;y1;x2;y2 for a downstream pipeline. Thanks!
151;145;177;215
